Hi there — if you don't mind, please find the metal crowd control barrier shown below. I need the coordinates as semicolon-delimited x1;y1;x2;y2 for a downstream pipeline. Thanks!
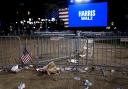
0;35;128;75
21;36;93;66
0;36;21;69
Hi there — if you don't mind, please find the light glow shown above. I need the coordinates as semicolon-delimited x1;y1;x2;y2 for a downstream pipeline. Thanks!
75;0;82;3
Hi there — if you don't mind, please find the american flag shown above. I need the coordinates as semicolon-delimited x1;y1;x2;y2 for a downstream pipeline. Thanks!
59;8;68;27
21;47;32;64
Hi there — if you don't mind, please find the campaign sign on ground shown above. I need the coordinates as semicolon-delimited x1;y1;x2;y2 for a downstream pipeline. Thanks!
68;2;108;27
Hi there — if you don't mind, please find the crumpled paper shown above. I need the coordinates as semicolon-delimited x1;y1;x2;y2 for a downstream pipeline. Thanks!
36;61;60;75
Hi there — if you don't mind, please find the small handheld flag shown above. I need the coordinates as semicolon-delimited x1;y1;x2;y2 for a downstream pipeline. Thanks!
21;47;31;64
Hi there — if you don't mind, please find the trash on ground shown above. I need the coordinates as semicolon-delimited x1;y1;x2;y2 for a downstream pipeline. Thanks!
74;76;80;80
117;87;123;89
68;59;78;63
24;66;29;70
11;65;21;73
0;69;3;72
60;67;65;72
84;67;89;71
84;80;92;89
18;82;25;89
79;54;86;58
36;61;60;75
111;69;115;73
78;68;87;73
29;65;34;68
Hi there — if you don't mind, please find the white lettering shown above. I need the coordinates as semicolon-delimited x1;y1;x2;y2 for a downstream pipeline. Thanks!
78;10;96;16
81;16;93;20
87;10;91;16
78;10;96;20
92;10;96;16
79;11;85;17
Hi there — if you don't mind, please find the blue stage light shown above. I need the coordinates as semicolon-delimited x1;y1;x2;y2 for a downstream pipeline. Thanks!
72;0;91;4
70;0;74;3
75;0;82;3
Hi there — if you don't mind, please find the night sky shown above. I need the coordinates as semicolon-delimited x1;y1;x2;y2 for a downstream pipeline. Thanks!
0;0;127;23
0;0;67;20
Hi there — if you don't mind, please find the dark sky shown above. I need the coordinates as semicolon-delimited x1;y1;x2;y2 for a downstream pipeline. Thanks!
0;0;67;19
0;0;127;22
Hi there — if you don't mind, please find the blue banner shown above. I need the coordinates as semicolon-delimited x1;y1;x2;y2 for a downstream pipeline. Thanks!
68;2;108;27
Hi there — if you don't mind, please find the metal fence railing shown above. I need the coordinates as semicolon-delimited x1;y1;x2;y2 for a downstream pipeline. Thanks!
0;34;128;89
20;36;93;66
0;36;21;69
93;37;128;71
0;35;128;73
